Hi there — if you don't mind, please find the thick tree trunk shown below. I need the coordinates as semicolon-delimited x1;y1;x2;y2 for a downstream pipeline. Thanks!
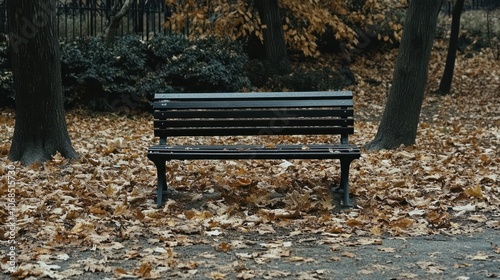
438;0;464;95
366;0;443;151
8;0;78;165
255;0;291;74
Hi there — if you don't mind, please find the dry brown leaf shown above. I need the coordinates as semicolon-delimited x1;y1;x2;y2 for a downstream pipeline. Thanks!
464;185;484;198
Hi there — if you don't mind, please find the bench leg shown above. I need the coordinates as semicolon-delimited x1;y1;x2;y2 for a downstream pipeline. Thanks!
339;159;354;208
155;161;167;207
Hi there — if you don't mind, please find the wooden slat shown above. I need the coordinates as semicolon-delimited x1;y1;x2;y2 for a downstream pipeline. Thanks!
154;91;352;100
154;108;353;119
154;118;353;128
147;144;360;160
154;127;354;137
148;144;360;151
149;152;360;160
154;99;353;109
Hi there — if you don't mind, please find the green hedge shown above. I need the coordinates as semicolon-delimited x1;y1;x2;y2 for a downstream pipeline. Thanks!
61;34;251;111
1;34;251;111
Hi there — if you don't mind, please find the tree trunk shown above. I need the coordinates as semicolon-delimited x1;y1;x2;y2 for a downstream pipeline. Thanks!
366;0;443;151
8;0;78;165
438;0;464;95
103;0;133;44
254;0;291;74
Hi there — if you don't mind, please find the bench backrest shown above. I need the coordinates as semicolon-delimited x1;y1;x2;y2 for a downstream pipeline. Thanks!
153;91;354;144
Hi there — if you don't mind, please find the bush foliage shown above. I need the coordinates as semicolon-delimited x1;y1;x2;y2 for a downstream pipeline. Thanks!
146;35;251;93
245;59;355;92
61;34;251;110
436;9;500;57
1;34;251;110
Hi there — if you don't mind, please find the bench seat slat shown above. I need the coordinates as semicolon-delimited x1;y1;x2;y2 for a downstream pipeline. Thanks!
149;144;360;150
148;144;360;160
149;153;360;160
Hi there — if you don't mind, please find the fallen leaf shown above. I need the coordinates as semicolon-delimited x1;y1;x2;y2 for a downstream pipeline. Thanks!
464;185;484;198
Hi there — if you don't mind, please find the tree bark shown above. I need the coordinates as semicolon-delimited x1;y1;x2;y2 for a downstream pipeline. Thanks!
366;0;443;151
254;0;291;74
8;0;78;165
103;0;133;44
438;0;464;95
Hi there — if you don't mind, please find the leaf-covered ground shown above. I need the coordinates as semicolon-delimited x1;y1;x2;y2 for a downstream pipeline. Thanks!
0;44;499;279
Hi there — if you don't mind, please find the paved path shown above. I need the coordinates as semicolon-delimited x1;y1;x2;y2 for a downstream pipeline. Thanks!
170;229;500;279
15;228;497;280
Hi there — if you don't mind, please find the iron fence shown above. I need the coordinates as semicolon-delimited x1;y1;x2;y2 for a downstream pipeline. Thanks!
0;0;171;40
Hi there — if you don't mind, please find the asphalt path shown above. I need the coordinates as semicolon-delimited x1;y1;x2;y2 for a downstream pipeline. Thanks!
166;228;500;280
10;227;496;280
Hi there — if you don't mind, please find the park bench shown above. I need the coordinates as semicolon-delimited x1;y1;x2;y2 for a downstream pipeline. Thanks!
147;91;361;208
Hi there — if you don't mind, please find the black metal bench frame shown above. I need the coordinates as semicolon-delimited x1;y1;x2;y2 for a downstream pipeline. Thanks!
147;91;360;208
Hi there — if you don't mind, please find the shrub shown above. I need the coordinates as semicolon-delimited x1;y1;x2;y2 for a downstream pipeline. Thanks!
60;36;150;110
246;61;356;92
283;66;356;91
245;59;275;88
460;9;500;52
146;35;251;93
437;9;500;54
59;34;251;110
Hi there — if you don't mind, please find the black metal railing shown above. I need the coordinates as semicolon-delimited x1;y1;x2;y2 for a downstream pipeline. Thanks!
0;0;171;40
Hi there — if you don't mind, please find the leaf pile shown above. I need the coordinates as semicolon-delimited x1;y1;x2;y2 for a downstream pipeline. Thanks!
0;44;498;278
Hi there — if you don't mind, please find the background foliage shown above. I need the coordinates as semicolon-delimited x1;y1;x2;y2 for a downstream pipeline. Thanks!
165;0;407;57
1;2;498;110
